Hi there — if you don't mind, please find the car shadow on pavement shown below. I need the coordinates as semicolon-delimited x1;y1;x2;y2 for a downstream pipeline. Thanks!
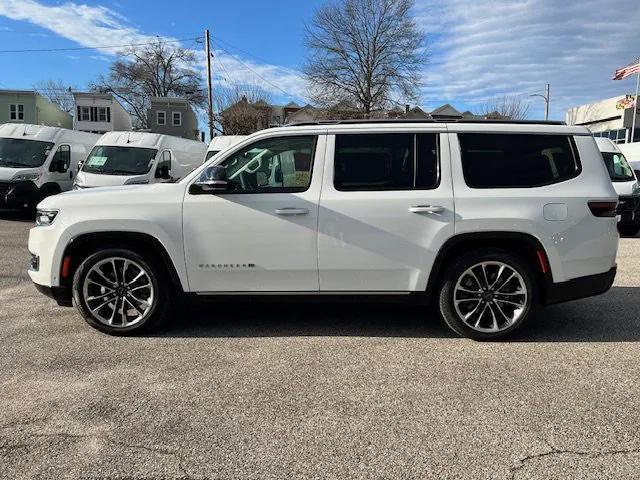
0;211;34;223
165;300;456;339
159;287;640;342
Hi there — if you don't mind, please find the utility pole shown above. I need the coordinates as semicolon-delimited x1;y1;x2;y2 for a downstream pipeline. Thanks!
632;68;639;143
544;83;550;121
205;29;214;141
530;83;550;120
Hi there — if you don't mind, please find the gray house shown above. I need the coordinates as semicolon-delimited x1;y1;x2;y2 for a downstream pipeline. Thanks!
0;90;72;128
148;97;199;140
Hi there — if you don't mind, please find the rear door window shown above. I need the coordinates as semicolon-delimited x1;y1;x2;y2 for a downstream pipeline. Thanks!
334;133;440;191
458;133;580;188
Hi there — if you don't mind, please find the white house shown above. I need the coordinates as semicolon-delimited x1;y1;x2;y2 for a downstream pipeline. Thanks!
566;94;639;144
73;92;132;134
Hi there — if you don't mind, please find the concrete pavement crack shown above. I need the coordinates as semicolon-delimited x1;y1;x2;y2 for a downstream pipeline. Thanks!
10;430;197;480
509;445;640;479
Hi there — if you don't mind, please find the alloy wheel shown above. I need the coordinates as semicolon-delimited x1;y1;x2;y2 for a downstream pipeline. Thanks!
82;257;155;328
453;261;528;333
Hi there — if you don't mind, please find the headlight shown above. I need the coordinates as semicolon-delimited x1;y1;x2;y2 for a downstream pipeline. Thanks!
632;182;640;195
35;209;59;226
12;172;41;182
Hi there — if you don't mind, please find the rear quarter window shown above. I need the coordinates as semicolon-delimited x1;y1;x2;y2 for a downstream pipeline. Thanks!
459;133;581;188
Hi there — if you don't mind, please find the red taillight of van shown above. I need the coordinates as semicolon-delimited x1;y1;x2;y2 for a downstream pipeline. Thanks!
588;201;618;217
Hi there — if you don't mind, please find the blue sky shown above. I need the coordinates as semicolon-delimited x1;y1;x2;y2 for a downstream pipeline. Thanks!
0;0;639;122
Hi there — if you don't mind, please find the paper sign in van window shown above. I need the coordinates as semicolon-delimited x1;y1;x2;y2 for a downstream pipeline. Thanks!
87;156;107;167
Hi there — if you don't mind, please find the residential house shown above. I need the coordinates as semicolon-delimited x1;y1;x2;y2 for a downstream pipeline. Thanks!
148;97;199;140
566;94;640;144
73;92;132;134
0;90;72;128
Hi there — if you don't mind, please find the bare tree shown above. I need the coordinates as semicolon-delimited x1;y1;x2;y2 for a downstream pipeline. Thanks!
480;96;531;120
304;0;426;115
89;39;206;128
34;79;75;113
215;84;273;135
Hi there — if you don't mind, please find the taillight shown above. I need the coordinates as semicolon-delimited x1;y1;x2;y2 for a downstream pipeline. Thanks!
588;201;618;217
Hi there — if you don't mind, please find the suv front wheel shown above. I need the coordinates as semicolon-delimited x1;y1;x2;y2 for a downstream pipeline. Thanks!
438;249;535;340
72;248;172;335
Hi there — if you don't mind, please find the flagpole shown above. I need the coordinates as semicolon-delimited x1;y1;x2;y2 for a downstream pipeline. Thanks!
632;65;640;143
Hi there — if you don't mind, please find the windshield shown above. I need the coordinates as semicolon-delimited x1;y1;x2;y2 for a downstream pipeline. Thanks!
83;145;158;175
0;138;54;168
602;151;635;182
205;150;219;161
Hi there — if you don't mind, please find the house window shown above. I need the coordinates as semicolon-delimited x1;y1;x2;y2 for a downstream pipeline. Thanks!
10;104;24;121
77;106;91;121
98;107;110;122
172;111;182;126
157;111;166;125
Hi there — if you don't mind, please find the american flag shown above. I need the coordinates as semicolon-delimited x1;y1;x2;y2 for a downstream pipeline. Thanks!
613;59;640;80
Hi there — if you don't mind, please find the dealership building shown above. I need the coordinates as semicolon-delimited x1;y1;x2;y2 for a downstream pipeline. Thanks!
566;94;639;144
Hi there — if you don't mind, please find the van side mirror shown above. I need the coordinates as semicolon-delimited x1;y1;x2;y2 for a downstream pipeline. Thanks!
50;145;70;173
156;165;171;180
189;165;229;194
635;170;640;180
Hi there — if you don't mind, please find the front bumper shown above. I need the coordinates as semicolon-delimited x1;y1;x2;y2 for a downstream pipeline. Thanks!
542;266;616;305
0;180;40;210
617;195;640;226
33;283;73;307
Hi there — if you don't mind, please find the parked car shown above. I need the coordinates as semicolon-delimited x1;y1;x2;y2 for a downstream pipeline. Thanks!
73;132;207;189
205;135;246;161
618;141;640;173
0;124;99;211
594;137;640;237
29;120;618;339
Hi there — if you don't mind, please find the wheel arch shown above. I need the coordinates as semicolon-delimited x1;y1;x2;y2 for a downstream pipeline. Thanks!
60;231;185;295
426;231;552;302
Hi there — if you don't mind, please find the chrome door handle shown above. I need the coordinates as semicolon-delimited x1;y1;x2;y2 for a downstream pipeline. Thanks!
275;207;309;215
409;205;445;214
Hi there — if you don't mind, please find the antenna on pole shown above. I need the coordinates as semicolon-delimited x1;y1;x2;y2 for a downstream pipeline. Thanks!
205;29;214;141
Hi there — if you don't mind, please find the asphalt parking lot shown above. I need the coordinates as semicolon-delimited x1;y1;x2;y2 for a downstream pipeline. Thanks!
1;214;640;479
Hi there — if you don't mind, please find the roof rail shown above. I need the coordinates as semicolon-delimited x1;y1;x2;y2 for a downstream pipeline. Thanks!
286;118;566;127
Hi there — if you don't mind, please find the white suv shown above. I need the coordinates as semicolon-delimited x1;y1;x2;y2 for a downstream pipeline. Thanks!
28;120;619;339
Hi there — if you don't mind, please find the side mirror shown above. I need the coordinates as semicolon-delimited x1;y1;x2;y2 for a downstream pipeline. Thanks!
635;170;640;180
50;145;70;173
189;165;228;194
156;165;171;180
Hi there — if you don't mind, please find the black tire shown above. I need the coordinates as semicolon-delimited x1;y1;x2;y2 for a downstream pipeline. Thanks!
438;248;535;340
618;224;640;237
72;248;172;335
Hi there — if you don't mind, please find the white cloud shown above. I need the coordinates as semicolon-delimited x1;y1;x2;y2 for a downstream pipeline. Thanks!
0;0;308;102
414;0;640;118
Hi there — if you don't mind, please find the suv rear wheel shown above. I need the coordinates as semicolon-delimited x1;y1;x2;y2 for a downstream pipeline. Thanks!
72;248;172;335
438;249;535;340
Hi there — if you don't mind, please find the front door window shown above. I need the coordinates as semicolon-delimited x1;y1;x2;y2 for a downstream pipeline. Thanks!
203;135;316;193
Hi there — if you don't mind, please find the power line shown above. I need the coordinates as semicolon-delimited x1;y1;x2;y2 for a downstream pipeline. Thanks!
213;43;310;103
0;36;200;54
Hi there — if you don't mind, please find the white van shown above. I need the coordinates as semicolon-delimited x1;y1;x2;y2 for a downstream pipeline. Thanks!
205;135;246;161
618;142;640;172
0;124;100;210
74;132;207;188
595;137;640;236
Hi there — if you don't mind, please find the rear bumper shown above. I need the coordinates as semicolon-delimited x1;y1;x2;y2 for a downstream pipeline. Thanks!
542;266;616;305
33;282;73;307
617;195;640;226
